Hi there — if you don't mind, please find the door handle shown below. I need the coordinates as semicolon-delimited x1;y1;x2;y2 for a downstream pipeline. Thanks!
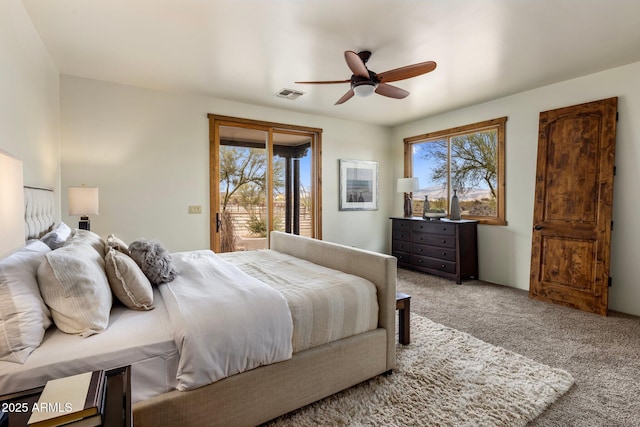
216;213;222;233
534;225;544;230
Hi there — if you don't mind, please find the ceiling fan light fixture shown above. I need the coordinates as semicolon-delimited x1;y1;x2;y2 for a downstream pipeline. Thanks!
353;82;377;97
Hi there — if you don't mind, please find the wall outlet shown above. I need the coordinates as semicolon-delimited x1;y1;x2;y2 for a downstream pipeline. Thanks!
188;205;202;214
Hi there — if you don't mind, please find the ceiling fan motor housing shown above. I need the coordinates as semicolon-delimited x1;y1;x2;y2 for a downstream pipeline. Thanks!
351;71;379;90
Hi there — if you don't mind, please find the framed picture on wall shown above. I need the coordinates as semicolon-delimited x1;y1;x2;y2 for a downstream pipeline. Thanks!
339;159;379;211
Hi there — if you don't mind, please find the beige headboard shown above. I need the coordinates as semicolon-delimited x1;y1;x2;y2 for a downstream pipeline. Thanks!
24;186;55;240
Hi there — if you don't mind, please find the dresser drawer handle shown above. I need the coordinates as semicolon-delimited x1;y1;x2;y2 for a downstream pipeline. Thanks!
441;252;447;256
441;240;447;244
441;264;446;269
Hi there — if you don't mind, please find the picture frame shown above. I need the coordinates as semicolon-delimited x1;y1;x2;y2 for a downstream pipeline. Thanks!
339;159;379;211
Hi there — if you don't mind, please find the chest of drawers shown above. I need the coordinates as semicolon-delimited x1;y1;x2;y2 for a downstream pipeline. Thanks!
391;217;478;284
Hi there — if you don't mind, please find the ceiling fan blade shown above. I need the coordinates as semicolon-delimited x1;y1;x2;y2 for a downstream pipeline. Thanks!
295;79;350;84
344;51;369;78
377;61;437;83
335;89;355;105
375;83;409;99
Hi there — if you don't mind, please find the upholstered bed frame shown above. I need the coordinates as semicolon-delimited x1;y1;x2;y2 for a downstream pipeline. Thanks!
21;187;397;426
23;187;56;241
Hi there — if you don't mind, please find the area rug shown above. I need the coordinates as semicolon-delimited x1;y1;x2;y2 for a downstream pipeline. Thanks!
265;313;574;426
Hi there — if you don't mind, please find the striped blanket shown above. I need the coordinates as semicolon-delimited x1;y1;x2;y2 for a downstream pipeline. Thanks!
220;249;378;353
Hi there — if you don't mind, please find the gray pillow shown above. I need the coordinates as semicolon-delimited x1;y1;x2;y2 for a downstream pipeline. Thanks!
128;239;178;285
40;222;72;250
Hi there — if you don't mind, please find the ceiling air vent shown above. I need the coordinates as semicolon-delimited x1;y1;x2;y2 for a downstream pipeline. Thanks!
276;88;304;100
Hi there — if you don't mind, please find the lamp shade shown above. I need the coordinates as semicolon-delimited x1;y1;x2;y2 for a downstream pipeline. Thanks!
0;151;25;257
396;177;419;193
69;186;99;216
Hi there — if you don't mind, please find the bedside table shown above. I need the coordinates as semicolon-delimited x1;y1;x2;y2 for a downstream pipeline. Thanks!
0;366;132;427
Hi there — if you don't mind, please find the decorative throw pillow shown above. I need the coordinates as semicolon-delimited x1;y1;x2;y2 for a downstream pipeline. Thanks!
69;229;107;257
105;248;154;310
40;222;73;250
0;240;52;363
106;234;129;254
129;239;178;285
37;241;112;337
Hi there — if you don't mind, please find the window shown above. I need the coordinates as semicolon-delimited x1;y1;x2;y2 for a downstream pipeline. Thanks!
404;117;506;225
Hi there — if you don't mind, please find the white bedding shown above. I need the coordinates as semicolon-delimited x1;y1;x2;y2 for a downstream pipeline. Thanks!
160;250;293;391
0;289;179;403
1;247;373;401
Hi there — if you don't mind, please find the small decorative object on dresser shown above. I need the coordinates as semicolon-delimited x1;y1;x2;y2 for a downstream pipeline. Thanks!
391;217;478;284
450;189;461;220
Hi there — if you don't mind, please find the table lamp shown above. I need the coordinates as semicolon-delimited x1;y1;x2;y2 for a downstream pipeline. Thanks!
396;177;419;217
69;185;99;231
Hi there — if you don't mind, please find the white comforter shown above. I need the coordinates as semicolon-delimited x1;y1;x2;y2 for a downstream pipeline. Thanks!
159;250;293;391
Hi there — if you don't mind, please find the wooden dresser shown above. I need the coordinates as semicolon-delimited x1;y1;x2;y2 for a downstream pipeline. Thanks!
391;217;478;284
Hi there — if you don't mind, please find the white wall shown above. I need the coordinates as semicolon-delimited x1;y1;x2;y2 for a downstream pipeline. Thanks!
60;76;391;253
392;61;640;316
0;0;60;214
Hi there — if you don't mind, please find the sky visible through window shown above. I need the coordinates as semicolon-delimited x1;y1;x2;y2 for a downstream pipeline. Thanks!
412;140;491;203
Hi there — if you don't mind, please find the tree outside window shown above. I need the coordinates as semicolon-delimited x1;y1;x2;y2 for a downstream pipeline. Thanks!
404;117;506;225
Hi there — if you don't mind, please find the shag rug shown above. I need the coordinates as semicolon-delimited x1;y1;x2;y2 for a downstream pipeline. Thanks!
265;313;574;427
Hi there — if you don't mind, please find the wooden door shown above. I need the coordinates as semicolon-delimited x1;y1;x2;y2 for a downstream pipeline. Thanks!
529;97;617;315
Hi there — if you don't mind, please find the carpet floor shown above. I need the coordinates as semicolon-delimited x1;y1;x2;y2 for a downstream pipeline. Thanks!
396;268;640;426
265;313;573;427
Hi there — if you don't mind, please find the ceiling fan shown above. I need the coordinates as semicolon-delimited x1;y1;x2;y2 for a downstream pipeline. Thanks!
295;50;437;105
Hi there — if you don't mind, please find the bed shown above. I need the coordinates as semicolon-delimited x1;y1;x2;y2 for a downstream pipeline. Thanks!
0;187;397;426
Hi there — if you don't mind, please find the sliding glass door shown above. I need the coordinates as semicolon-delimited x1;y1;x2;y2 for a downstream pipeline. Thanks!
209;115;322;252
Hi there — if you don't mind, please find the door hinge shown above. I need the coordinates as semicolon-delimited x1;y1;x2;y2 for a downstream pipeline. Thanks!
616;111;619;121
608;277;612;287
611;221;614;230
613;165;617;176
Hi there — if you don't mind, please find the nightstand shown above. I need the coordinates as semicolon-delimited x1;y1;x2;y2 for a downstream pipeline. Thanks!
0;366;132;427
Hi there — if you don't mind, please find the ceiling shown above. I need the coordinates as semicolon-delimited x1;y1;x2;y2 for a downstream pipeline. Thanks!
21;0;640;127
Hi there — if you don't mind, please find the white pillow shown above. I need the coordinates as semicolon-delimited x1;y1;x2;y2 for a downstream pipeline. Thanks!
105;248;154;310
0;240;52;363
37;241;112;337
70;229;106;256
40;222;73;250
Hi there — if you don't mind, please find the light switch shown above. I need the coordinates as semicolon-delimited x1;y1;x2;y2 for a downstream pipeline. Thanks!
188;205;202;214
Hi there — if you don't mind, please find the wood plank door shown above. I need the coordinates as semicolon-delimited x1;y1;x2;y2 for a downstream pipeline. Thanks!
529;97;618;315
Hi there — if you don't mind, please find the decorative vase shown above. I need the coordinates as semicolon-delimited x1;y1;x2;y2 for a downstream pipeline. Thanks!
422;195;430;219
450;189;461;220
